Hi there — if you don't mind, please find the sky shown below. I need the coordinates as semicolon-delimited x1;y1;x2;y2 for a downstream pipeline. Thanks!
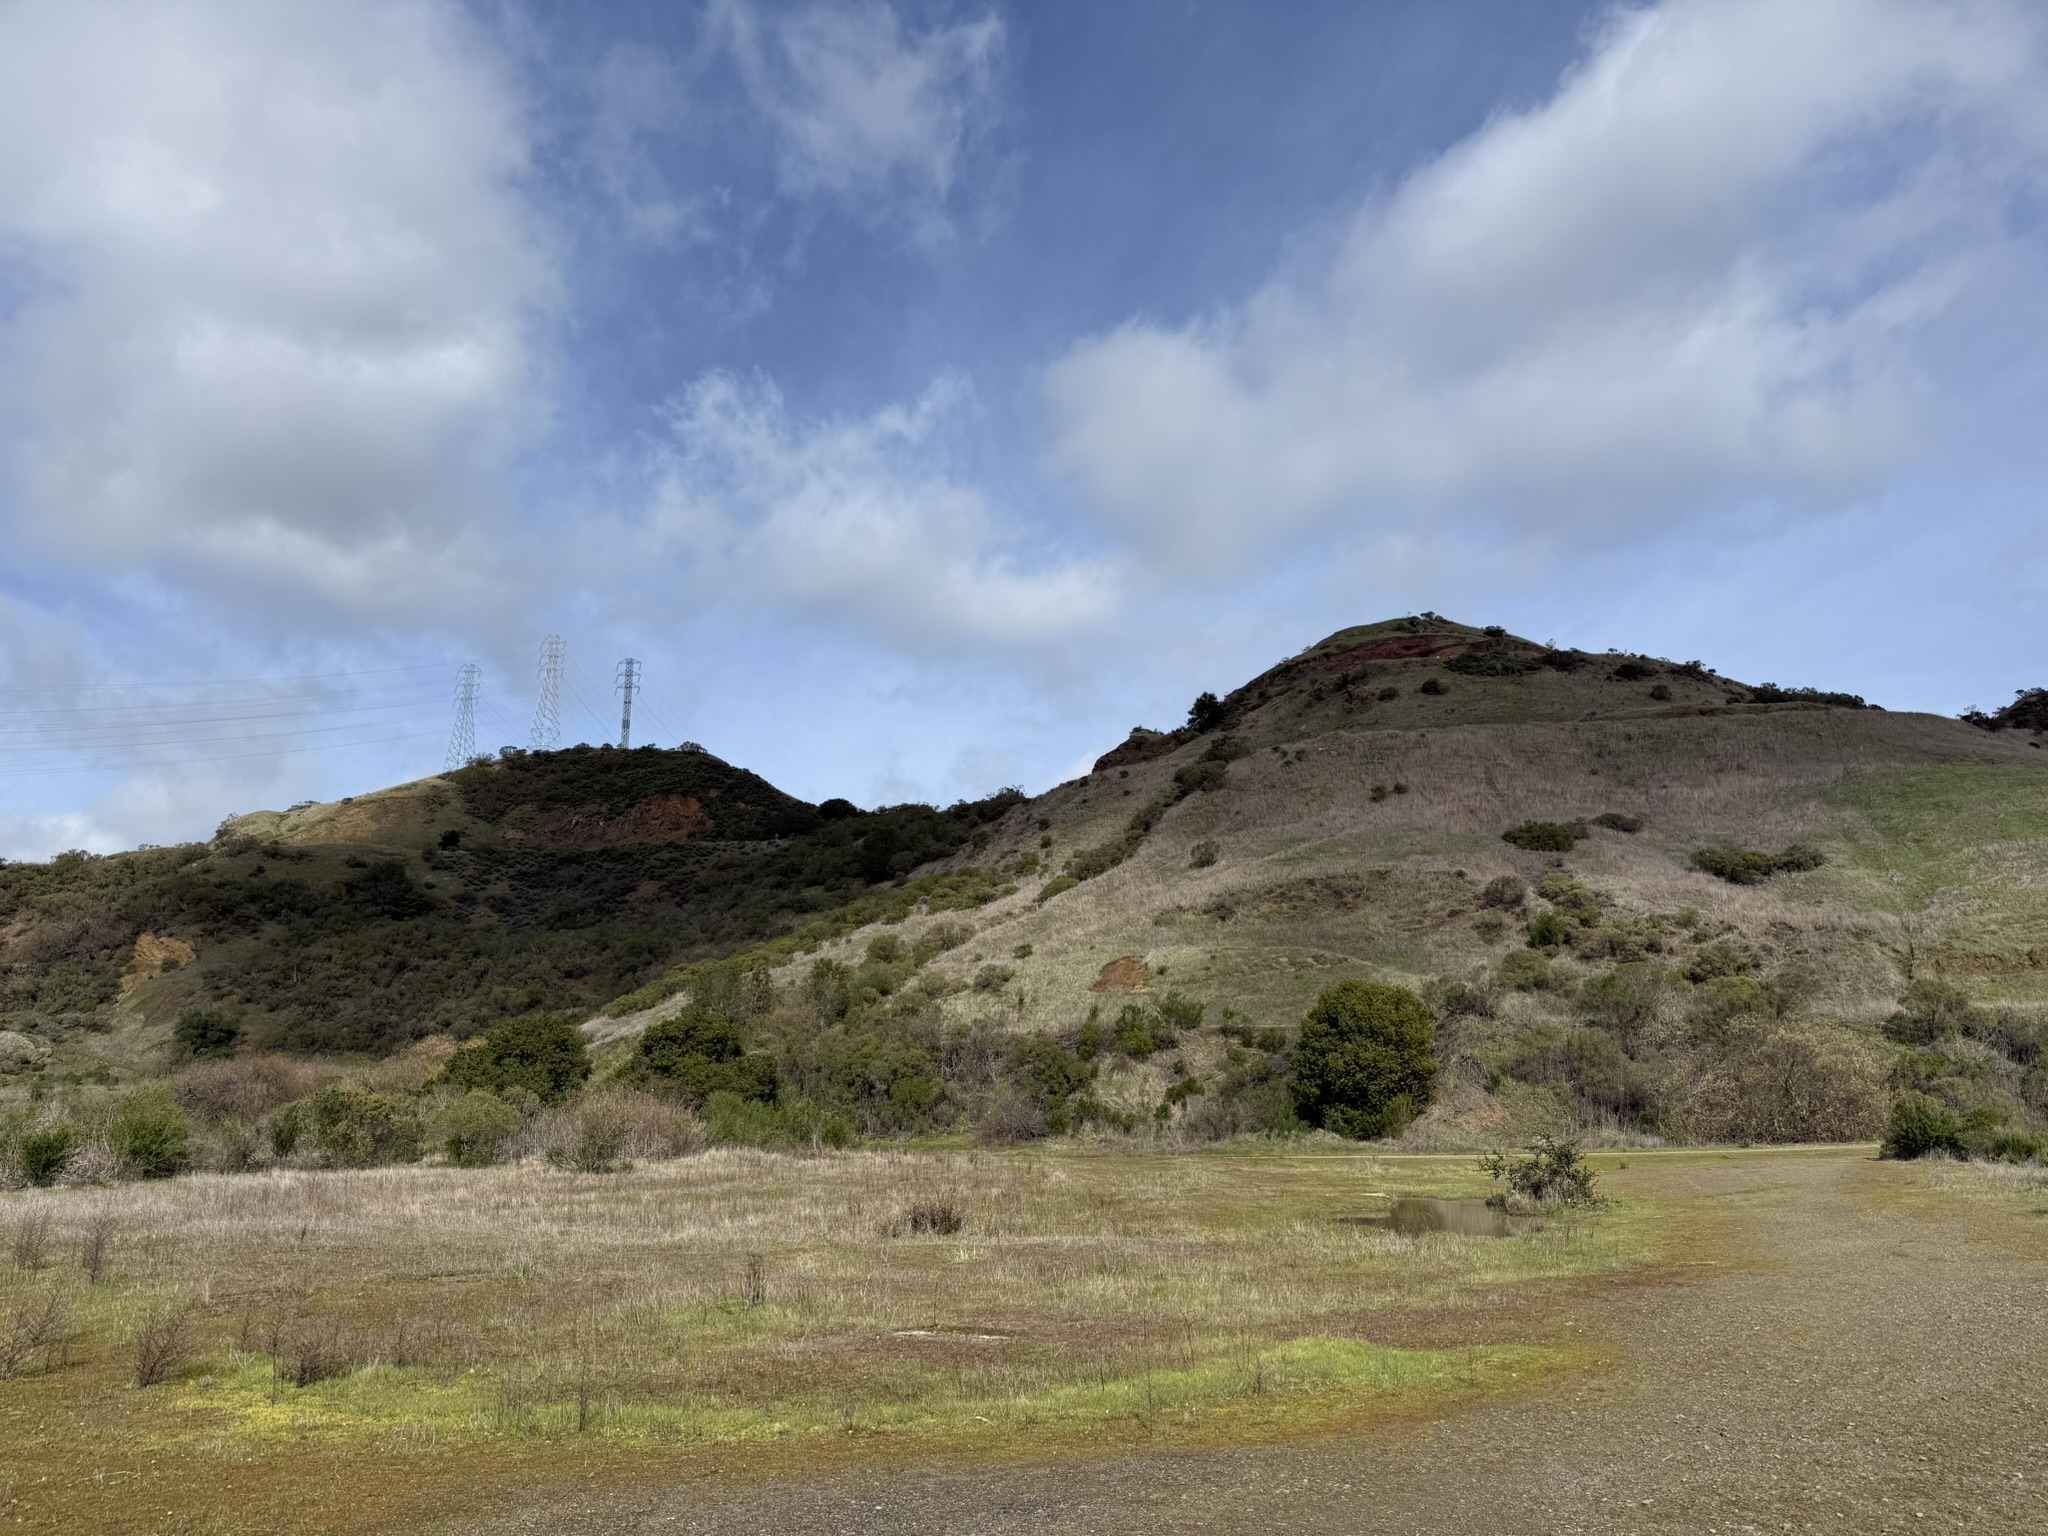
3;0;2047;859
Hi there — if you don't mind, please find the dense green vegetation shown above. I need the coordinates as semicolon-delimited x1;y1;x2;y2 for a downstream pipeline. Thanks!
0;748;1025;1053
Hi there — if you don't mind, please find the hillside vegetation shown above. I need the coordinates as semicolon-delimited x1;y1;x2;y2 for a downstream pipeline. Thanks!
5;615;2048;1172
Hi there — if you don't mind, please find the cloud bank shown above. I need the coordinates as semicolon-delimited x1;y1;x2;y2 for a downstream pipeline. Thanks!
1043;0;2048;569
0;0;555;619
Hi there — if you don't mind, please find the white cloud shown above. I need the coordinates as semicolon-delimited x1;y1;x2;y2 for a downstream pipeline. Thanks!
0;0;556;618
1042;0;2048;569
715;0;1003;243
644;370;1116;652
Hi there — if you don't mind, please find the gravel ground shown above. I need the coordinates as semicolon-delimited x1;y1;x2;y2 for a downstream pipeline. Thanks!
454;1150;2048;1536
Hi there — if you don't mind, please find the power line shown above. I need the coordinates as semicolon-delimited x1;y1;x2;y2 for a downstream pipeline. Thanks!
0;729;447;780
0;662;452;695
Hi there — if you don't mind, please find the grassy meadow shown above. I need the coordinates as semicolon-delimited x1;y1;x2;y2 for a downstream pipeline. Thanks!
0;1143;1662;1533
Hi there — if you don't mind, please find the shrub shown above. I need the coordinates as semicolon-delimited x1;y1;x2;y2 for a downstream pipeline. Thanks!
890;1199;965;1236
305;1088;421;1168
19;1126;75;1187
1683;941;1753;983
1376;686;1399;701
1497;949;1559;992
1173;759;1228;796
547;1095;632;1173
1480;1136;1597;1205
1155;991;1205;1032
175;1055;324;1123
1648;684;1673;701
1577;965;1673;1047
1292;980;1438;1140
131;1304;191;1387
1479;875;1525;910
1035;875;1080;903
701;1092;854;1150
1187;691;1226;732
440;1011;590;1102
1881;1091;1964;1160
637;1007;780;1104
973;965;1015;993
1663;1019;1887;1144
1592;812;1643;833
1446;651;1540;677
1112;1003;1176;1059
1526;912;1570;948
1502;821;1583;852
1691;845;1826;884
1418;678;1448;696
172;1008;240;1059
436;1091;521;1167
1883;980;1982;1045
109;1088;191;1179
1189;840;1219;869
1610;660;1657;681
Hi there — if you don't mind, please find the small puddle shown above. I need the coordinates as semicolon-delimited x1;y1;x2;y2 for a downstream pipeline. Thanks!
890;1328;1011;1344
1337;1197;1538;1237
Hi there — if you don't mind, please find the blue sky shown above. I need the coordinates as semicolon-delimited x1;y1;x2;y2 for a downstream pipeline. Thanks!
3;0;2047;858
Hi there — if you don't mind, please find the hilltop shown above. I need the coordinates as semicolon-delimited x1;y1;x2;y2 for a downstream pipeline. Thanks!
4;615;2046;1149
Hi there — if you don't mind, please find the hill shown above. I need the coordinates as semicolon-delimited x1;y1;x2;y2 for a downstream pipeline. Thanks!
4;614;2046;1153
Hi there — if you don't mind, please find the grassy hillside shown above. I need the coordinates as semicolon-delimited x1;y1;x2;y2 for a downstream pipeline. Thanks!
4;614;2045;1155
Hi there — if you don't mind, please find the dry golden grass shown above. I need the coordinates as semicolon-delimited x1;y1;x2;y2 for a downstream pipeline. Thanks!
0;1144;1659;1531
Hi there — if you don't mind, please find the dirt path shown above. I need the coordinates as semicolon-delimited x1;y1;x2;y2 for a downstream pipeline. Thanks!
456;1151;2048;1535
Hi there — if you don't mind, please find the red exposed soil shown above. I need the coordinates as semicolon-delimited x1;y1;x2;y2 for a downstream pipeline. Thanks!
1090;956;1152;993
498;793;715;849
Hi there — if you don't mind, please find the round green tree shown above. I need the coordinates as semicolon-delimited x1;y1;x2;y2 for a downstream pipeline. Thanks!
441;1011;591;1102
1292;980;1438;1139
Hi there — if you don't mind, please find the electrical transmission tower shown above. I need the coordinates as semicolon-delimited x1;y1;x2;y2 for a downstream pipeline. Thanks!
529;635;564;751
445;663;480;770
615;658;640;749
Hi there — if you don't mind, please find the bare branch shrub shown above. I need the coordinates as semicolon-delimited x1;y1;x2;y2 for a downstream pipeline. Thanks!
0;1286;69;1379
173;1053;326;1123
10;1208;53;1272
79;1213;118;1284
132;1303;192;1387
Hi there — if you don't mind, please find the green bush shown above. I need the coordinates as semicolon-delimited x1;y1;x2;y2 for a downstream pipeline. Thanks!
1502;821;1583;852
19;1125;76;1186
1883;980;1982;1045
109;1088;191;1179
1526;912;1570;948
1497;949;1559;992
436;1091;521;1168
172;1008;240;1059
1445;651;1540;677
636;1006;779;1104
305;1087;422;1168
1155;991;1205;1032
1187;692;1226;732
1880;1092;1964;1160
440;1011;590;1102
269;1102;305;1158
1173;760;1229;796
1292;980;1438;1140
1112;1003;1176;1059
1035;875;1080;903
1480;1136;1598;1205
1418;678;1448;696
1189;840;1219;869
701;1092;854;1149
1691;845;1826;884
